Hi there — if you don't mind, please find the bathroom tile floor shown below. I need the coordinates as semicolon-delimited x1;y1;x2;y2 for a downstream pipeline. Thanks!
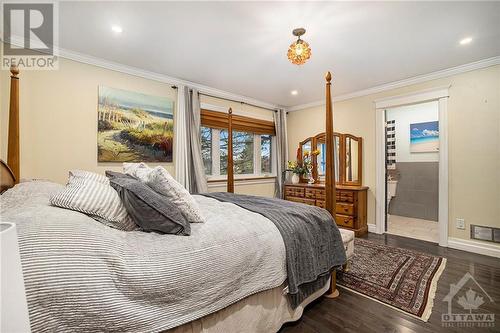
386;215;439;243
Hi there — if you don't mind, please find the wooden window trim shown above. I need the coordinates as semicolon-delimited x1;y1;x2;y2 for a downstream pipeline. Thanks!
201;109;276;136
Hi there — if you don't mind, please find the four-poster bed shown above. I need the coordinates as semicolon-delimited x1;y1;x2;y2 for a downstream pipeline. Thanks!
0;67;19;193
224;72;342;297
1;67;352;331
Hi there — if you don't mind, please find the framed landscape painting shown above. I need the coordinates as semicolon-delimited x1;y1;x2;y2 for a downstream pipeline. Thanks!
97;86;174;162
410;121;439;153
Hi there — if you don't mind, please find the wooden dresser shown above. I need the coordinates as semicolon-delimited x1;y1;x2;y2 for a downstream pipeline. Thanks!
284;183;368;236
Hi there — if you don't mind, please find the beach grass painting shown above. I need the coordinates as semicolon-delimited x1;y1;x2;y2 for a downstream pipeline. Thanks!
410;121;439;153
98;86;174;162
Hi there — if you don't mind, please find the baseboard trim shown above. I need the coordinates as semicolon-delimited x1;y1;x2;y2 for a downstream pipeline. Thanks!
448;237;500;258
368;223;377;233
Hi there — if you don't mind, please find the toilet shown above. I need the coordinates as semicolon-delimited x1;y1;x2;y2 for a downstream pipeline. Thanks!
387;180;398;208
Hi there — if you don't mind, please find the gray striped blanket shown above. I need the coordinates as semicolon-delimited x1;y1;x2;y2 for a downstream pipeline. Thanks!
0;182;287;332
202;192;347;308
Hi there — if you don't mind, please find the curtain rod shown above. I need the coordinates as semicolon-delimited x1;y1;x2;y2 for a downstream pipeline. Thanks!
171;86;279;112
198;92;279;113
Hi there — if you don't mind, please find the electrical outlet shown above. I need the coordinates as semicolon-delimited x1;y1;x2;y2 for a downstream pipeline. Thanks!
456;218;465;230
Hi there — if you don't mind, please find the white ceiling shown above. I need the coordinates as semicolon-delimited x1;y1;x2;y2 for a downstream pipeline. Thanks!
56;1;500;107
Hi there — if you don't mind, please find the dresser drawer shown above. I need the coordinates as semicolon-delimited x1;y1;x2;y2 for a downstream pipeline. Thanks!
305;188;325;199
315;190;325;200
287;196;315;206
316;200;325;208
305;188;316;199
285;187;305;198
337;191;354;203
336;214;354;228
336;202;354;215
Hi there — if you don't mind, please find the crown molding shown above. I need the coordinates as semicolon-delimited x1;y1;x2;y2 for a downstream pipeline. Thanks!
288;56;500;112
4;36;498;113
2;36;281;111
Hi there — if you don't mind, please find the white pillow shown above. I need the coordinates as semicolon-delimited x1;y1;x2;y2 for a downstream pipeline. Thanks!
146;167;204;223
123;162;151;182
122;163;204;223
50;173;136;231
69;169;109;184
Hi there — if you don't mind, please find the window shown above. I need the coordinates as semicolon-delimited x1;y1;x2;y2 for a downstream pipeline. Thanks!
261;134;272;174
201;127;212;175
201;126;275;179
220;130;255;175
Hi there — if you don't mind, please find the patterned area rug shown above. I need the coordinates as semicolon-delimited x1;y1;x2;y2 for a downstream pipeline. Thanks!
337;238;446;321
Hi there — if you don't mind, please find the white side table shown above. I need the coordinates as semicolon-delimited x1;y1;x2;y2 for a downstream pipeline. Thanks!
1;222;31;332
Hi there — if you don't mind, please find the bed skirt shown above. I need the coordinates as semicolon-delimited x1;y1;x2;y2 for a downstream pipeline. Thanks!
168;279;330;333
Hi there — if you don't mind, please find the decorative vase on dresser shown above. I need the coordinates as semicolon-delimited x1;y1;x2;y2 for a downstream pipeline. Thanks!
284;183;368;236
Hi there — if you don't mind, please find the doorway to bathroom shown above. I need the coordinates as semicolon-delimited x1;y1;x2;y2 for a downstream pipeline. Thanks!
375;87;449;246
384;101;440;243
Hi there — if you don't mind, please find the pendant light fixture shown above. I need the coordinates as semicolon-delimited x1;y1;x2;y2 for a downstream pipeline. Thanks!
287;28;311;65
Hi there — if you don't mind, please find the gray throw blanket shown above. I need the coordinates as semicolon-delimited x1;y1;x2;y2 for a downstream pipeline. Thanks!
202;192;347;308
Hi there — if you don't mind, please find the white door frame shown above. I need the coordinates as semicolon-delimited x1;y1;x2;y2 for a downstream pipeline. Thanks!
374;86;450;247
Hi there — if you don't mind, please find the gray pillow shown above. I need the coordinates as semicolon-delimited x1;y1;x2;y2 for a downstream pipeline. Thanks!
106;171;190;235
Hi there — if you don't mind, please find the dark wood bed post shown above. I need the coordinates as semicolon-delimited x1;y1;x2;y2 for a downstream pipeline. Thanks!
8;66;20;184
227;108;234;193
324;71;336;219
324;71;340;299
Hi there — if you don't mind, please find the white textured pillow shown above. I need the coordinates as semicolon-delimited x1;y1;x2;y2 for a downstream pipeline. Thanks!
146;167;204;223
50;176;136;231
123;162;151;181
69;169;109;184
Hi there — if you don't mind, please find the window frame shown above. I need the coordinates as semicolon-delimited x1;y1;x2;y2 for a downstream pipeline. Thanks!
201;103;277;183
203;127;277;182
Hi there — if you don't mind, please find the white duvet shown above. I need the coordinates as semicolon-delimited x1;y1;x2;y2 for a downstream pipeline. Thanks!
0;181;287;333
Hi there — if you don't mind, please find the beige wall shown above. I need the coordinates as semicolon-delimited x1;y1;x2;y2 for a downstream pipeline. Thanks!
1;58;177;184
200;95;274;121
0;55;275;196
208;180;275;197
287;65;500;244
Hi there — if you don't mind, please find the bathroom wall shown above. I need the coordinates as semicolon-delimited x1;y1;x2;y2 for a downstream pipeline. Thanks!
386;102;439;221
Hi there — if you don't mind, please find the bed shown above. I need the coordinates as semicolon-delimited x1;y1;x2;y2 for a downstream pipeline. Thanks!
1;67;353;332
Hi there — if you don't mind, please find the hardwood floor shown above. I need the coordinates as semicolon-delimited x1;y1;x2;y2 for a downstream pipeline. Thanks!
280;233;500;333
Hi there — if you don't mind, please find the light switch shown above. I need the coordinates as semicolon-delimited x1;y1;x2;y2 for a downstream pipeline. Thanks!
456;218;465;230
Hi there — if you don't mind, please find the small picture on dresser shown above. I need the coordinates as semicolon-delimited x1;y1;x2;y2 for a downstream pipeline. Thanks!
97;86;174;162
410;121;439;153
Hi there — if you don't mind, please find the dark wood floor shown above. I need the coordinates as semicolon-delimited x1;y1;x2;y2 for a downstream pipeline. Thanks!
279;233;500;333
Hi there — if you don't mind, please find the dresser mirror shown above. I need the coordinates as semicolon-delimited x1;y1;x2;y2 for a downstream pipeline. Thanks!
297;132;363;186
315;133;341;183
344;135;362;185
299;138;312;157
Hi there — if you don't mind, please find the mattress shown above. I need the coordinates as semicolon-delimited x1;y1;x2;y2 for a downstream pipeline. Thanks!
169;280;330;333
0;181;353;332
0;181;287;332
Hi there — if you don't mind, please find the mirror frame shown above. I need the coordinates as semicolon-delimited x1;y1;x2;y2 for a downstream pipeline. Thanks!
297;132;363;186
343;134;363;186
312;132;343;184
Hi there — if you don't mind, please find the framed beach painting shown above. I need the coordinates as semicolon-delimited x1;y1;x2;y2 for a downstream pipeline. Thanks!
97;86;174;162
410;121;439;153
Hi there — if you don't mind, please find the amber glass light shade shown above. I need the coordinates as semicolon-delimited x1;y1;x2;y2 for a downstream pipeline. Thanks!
287;39;311;65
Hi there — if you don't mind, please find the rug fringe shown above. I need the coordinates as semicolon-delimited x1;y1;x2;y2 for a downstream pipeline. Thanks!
338;257;447;322
420;257;447;322
337;285;428;321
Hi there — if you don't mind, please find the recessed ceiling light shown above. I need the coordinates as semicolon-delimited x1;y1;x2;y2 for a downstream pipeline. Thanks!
291;90;298;95
112;25;123;33
459;37;472;45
